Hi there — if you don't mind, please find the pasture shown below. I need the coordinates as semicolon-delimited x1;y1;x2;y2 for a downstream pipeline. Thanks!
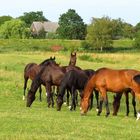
1;51;140;140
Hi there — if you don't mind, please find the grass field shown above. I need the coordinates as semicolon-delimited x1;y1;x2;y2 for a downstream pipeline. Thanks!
1;51;140;140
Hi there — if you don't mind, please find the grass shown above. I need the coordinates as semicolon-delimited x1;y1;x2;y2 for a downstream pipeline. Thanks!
1;51;140;140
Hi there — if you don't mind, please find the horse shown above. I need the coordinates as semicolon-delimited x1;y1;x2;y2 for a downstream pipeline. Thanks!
56;69;99;111
80;67;140;118
23;57;56;101
26;62;65;108
69;52;77;66
112;89;137;117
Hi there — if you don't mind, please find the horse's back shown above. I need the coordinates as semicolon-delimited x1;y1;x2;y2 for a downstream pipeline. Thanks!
92;68;140;92
24;63;39;80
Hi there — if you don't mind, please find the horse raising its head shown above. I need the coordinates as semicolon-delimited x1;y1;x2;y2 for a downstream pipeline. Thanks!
69;52;77;66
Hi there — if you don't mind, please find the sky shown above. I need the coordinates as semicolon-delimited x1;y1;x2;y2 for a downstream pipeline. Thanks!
0;0;140;26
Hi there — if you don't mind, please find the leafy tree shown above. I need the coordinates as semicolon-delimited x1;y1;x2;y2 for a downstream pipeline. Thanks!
86;17;113;51
0;19;30;39
111;18;124;39
134;31;140;48
19;11;48;27
57;9;86;40
122;22;134;39
0;16;13;26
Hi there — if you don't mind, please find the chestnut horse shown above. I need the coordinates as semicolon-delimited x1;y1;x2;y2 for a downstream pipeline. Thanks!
23;57;56;101
81;67;140;118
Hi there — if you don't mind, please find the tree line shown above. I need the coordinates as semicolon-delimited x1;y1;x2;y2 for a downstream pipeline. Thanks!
0;9;140;50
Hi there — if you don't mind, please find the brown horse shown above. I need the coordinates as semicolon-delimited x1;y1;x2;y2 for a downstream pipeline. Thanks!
69;52;77;66
26;62;65;107
81;67;140;118
23;57;56;101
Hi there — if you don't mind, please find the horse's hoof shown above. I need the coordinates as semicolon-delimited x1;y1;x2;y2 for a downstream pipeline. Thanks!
63;102;67;105
23;96;25;100
136;113;140;121
97;113;100;116
96;108;99;112
106;113;110;117
112;113;117;116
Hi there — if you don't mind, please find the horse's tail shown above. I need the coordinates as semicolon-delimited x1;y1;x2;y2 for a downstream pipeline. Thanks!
133;74;140;84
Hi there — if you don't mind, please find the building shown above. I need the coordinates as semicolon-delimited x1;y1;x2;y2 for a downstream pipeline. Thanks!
30;21;59;36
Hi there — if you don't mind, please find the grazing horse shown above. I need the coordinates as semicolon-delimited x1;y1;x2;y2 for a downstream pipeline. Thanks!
80;67;140;118
112;89;136;117
26;62;65;107
23;57;55;101
56;69;99;111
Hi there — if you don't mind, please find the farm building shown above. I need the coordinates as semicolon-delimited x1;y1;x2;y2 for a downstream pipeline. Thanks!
30;21;59;36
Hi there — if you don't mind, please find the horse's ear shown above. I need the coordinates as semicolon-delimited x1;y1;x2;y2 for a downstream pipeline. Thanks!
74;51;76;55
50;56;52;59
133;75;140;84
53;56;55;60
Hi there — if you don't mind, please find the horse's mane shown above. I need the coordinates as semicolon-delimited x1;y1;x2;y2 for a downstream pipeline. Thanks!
39;57;56;66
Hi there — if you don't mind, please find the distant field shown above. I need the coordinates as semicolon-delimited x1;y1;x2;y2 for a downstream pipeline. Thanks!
0;50;140;140
0;39;136;53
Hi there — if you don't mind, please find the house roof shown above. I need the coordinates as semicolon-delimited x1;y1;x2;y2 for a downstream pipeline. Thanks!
31;21;59;34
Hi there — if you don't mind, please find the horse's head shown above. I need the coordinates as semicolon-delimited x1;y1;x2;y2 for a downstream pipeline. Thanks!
80;98;89;115
26;90;35;107
69;52;77;66
40;57;56;66
56;95;63;111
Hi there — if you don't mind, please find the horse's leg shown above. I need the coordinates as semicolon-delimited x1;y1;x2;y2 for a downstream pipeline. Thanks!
97;96;103;116
39;85;42;102
66;89;70;106
94;89;99;111
89;93;93;110
98;89;110;117
45;84;51;108
75;90;78;106
112;93;122;116
23;77;28;100
51;91;54;108
70;87;76;111
131;91;137;117
104;93;110;117
125;91;129;116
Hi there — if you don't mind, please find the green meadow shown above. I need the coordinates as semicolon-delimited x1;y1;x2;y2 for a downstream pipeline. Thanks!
0;39;140;140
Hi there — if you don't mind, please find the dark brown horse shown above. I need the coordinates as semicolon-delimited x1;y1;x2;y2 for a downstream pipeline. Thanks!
26;62;65;107
112;89;136;117
23;57;56;101
80;67;140;118
56;69;99;111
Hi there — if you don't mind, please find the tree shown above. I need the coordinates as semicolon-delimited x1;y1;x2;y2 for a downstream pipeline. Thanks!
57;9;86;40
0;16;13;26
19;11;48;27
86;17;113;51
122;22;134;39
0;19;30;39
111;18;124;39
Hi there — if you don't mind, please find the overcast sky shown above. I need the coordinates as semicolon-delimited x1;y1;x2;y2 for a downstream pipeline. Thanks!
0;0;139;25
